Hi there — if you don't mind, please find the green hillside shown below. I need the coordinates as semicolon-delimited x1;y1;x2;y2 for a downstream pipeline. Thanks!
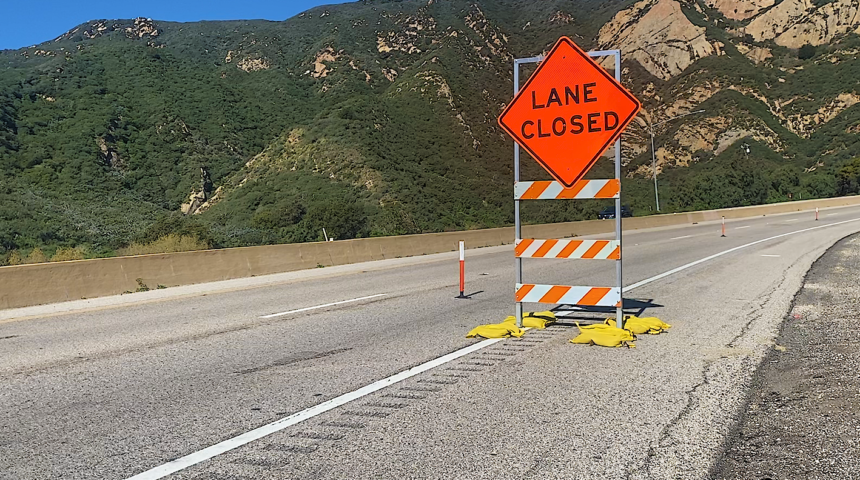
1;0;859;263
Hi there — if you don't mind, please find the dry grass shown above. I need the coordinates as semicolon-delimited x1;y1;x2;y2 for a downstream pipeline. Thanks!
117;234;210;256
50;246;88;262
4;246;88;265
6;248;48;265
1;235;210;267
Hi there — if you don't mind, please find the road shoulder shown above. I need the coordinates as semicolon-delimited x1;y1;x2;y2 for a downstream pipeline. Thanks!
712;233;860;479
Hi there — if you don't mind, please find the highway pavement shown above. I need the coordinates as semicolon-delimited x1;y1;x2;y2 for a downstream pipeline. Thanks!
2;205;860;479
713;233;860;479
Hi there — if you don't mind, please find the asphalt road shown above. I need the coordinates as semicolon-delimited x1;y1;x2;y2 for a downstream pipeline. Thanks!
2;205;860;479
713;233;860;480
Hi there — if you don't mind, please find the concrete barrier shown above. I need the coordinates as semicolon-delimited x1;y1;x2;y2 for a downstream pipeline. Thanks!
1;196;859;310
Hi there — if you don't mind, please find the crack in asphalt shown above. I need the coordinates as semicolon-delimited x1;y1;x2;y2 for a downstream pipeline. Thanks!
725;272;787;349
627;253;808;478
626;362;712;480
709;232;860;479
628;232;860;479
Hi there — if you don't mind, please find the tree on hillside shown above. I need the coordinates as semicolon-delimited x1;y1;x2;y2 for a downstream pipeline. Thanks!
798;43;816;60
836;157;860;196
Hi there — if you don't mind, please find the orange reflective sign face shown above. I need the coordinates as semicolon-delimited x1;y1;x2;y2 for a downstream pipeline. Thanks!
499;37;641;188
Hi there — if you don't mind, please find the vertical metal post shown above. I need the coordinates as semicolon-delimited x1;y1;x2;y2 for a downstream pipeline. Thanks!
514;60;524;328
650;129;660;212
614;51;624;329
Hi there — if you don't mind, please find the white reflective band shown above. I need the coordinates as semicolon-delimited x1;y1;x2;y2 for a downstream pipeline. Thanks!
576;181;603;198
541;182;565;198
515;239;620;259
516;284;621;307
514;180;620;200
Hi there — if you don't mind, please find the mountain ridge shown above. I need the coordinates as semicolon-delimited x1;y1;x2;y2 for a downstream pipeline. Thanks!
1;0;859;263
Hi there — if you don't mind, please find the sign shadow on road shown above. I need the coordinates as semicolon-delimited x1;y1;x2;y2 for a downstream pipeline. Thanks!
549;298;663;323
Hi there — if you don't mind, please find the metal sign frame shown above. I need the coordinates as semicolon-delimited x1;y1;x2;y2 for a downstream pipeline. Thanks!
513;50;624;329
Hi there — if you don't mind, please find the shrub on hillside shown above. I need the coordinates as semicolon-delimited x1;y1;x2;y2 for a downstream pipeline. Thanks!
117;234;211;256
25;248;47;264
837;157;860;195
4;248;50;265
135;213;216;248
290;197;369;242
6;250;22;266
50;246;88;262
798;44;816;60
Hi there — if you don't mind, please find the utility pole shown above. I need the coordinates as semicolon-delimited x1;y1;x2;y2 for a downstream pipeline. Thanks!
649;109;706;212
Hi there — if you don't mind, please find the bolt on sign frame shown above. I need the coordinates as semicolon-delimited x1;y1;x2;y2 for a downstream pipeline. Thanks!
512;51;625;329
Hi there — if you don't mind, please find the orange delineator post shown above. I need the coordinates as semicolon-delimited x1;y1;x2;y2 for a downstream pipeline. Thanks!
721;216;726;237
456;241;468;299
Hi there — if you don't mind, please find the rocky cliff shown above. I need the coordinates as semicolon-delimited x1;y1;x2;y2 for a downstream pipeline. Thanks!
599;0;719;81
597;0;860;174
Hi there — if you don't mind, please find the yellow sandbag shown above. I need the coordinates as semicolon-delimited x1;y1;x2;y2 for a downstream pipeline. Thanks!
607;316;671;335
526;311;557;328
466;323;525;339
634;316;671;334
501;311;557;329
570;322;635;348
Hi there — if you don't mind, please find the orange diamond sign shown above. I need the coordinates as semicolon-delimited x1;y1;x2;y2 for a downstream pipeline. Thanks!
499;37;641;188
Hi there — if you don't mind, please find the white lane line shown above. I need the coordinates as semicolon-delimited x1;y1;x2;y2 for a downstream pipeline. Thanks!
786;219;800;222
735;226;751;230
761;254;781;258
129;216;860;480
624;217;860;292
670;235;694;240
259;294;387;319
827;213;838;217
126;337;505;480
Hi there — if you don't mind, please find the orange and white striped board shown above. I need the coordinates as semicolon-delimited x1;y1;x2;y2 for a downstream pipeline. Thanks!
515;284;621;307
515;180;619;200
515;239;620;260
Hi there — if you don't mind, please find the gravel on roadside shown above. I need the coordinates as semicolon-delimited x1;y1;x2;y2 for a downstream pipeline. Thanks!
711;234;860;480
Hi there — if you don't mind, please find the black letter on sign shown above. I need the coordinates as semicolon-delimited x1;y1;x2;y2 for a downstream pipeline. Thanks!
570;115;584;134
522;120;535;139
605;111;619;131
537;119;551;138
546;88;562;108
587;113;601;133
565;85;580;105
584;83;597;103
531;91;545;109
552;117;566;136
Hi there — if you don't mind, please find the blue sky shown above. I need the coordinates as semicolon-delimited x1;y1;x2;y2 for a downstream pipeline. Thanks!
0;1;352;50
